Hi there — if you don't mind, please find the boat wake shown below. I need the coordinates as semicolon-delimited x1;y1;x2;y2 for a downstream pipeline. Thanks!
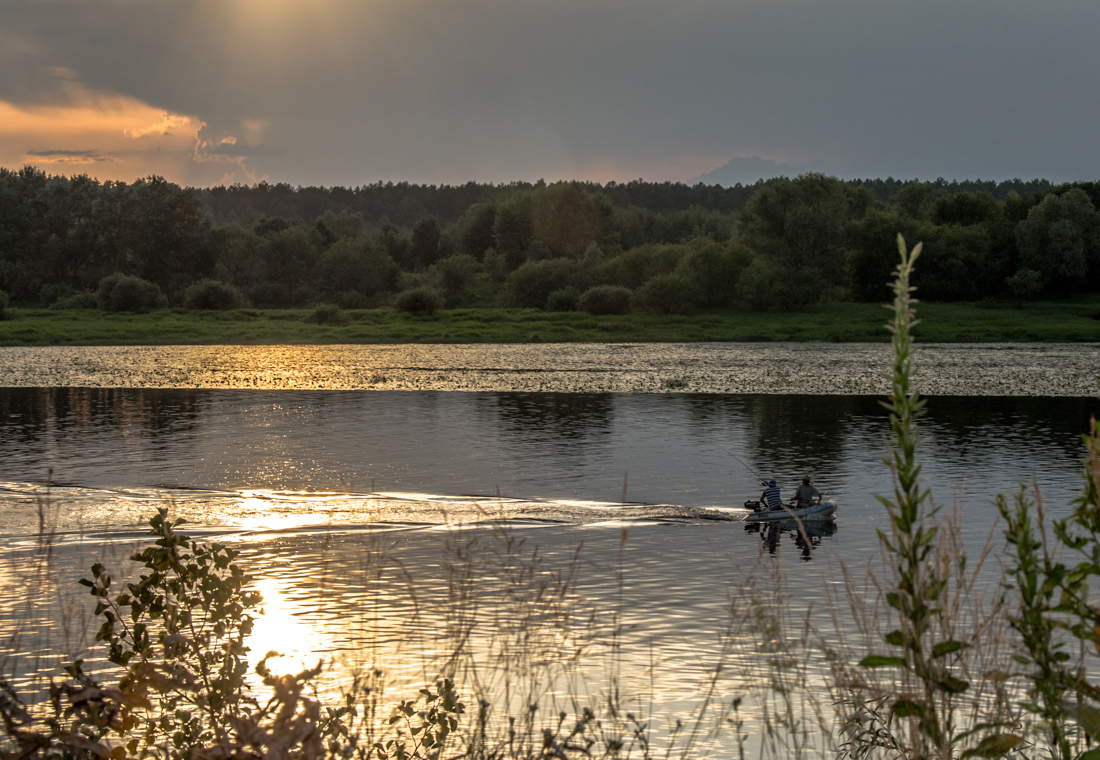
0;481;752;544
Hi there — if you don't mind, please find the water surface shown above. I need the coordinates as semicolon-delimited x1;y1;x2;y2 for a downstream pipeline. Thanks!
2;343;1098;754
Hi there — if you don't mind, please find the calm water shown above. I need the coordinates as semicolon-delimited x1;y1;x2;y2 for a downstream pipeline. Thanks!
1;343;1098;754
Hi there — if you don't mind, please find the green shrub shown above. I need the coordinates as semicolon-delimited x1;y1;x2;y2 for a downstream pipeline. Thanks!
578;285;631;315
734;258;783;310
1005;267;1043;308
396;288;445;315
39;283;74;307
49;292;97;310
482;248;507;282
674;240;753;308
545;286;581;312
429;254;479;306
248;281;316;308
317;237;398;296
183;278;247;310
311;302;347;324
334;290;372;309
633;273;702;315
96;273;167;312
506;259;582;308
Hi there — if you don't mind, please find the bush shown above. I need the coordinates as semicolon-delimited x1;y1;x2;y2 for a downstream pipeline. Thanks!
0;289;9;320
96;273;167;312
545;286;581;312
578;285;632;316
248;281;316;308
429;254;479;306
39;283;74;307
633;274;702;315
49;292;97;310
734;258;783;311
317;238;398;297
396;288;445;315
506;259;583;309
675;240;754;308
183;278;247;310
311;302;347;324
482;248;508;282
334;290;371;309
1005;267;1043;308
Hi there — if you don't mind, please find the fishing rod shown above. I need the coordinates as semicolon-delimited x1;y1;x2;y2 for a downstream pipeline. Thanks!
716;445;769;485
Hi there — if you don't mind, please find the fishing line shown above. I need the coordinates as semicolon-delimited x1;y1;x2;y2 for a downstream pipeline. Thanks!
714;444;768;485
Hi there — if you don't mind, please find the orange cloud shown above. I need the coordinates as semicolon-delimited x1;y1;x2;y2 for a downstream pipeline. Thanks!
0;82;259;185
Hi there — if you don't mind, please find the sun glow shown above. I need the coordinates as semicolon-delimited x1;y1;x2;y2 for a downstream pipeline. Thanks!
248;577;325;677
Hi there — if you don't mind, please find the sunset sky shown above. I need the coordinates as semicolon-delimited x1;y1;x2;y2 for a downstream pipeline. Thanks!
3;0;1099;188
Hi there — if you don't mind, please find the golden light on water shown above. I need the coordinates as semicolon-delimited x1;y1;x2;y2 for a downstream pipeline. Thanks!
248;577;324;677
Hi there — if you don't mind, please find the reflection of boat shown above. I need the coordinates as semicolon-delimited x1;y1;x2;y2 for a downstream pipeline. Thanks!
740;500;837;523
746;516;838;538
744;515;837;560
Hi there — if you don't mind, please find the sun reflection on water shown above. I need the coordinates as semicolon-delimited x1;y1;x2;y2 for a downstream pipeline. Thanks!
247;576;324;677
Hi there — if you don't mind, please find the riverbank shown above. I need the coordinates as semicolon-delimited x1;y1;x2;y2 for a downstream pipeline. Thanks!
1;297;1099;345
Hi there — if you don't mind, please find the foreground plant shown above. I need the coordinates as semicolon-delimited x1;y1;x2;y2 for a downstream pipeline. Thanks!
1;508;353;760
855;235;1016;760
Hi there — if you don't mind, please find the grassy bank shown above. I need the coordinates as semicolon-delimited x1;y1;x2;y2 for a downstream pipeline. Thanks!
1;295;1099;346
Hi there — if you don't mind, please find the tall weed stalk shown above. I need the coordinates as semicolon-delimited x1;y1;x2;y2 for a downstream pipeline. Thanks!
855;235;1015;760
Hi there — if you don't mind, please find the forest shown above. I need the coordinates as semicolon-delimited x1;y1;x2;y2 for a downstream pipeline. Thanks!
0;165;1095;317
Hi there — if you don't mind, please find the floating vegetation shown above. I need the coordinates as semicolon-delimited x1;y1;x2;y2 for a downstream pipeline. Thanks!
0;343;1096;395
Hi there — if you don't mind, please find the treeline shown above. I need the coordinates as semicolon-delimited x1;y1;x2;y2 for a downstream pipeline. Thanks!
201;175;1053;228
0;165;1095;316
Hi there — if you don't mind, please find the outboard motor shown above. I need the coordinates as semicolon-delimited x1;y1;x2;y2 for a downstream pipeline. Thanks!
744;499;763;513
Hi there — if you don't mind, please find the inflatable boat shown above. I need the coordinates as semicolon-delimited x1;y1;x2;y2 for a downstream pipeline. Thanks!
741;499;837;523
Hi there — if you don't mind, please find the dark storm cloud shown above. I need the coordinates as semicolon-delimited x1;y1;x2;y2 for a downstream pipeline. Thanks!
3;0;1099;185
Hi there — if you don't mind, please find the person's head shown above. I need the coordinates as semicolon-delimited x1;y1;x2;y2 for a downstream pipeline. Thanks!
802;475;811;484
768;479;776;487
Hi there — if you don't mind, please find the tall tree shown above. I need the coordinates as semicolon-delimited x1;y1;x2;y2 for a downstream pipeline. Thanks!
1015;188;1100;294
410;217;442;270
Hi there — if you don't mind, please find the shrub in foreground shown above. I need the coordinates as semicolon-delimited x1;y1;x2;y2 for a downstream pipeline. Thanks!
183;278;247;310
96;273;167;313
577;285;631;315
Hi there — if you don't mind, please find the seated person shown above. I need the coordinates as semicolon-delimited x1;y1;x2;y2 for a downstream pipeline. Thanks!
794;475;822;507
760;479;783;511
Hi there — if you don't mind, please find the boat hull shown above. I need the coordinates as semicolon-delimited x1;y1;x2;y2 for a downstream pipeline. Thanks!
742;500;837;522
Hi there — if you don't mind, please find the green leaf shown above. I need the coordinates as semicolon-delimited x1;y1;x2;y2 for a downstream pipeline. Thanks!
936;674;969;694
885;630;905;647
961;734;1022;758
933;640;964;658
892;699;924;719
1079;749;1100;760
1072;704;1100;742
860;655;907;668
886;592;900;610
